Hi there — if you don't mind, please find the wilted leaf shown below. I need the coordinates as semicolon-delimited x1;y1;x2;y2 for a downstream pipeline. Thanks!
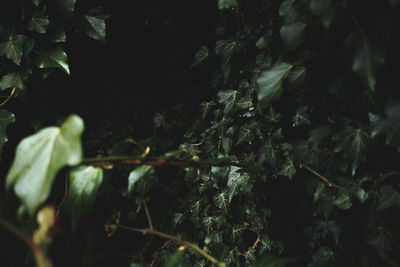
6;115;84;215
0;109;15;157
63;166;103;230
0;37;25;65
36;46;70;75
280;22;306;50
256;62;293;107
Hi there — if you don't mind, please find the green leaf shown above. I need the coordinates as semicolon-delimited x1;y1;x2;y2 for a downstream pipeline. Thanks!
192;45;209;67
0;109;15;157
332;191;352;210
57;0;76;12
49;27;67;43
278;156;296;179
27;15;49;34
128;166;153;194
32;0;42;6
36;46;70;75
280;22;306;50
334;126;370;175
254;253;298;267
214;189;229;213
256;62;292;107
293;105;311;126
218;90;239;114
279;0;301;24
6;115;84;215
165;250;184;267
218;0;238;9
377;185;400;211
0;72;24;90
370;103;400;151
310;0;336;28
200;101;216;120
83;12;107;42
63;166;103;230
0;37;25;65
352;37;384;91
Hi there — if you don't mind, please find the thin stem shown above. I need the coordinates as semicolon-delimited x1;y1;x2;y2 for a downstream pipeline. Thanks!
143;200;153;230
82;155;241;169
381;171;400;180
114;224;225;266
0;87;16;107
301;164;345;190
0;216;38;251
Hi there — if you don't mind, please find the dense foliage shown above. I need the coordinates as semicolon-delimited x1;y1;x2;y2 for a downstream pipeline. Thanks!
1;0;400;266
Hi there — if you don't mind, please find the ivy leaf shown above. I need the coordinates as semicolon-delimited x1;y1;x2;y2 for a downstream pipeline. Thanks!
278;156;296;179
334;126;370;175
377;185;400;211
370;103;400;151
0;37;25;65
63;166;103;230
279;0;301;24
0;72;24;90
293;105;311;126
218;0;238;9
192;45;209;67
214;189;229;213
254;253;298;267
309;246;335;266
218;90;239;114
128;165;153;194
32;0;42;6
200;101;216;119
57;0;76;12
0;109;15;157
36;46;70;75
82;8;109;42
27;14;49;34
165;250;184;267
49;27;67;43
332;191;352;210
352;37;384;91
280;22;306;50
256;62;293;107
6;115;84;215
310;0;336;28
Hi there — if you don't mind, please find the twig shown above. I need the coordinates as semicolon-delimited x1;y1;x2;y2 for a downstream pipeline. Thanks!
106;202;226;267
56;173;69;217
0;216;38;252
143;199;153;230
300;163;345;190
82;155;241;169
381;171;400;180
0;87;16;107
114;224;225;266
